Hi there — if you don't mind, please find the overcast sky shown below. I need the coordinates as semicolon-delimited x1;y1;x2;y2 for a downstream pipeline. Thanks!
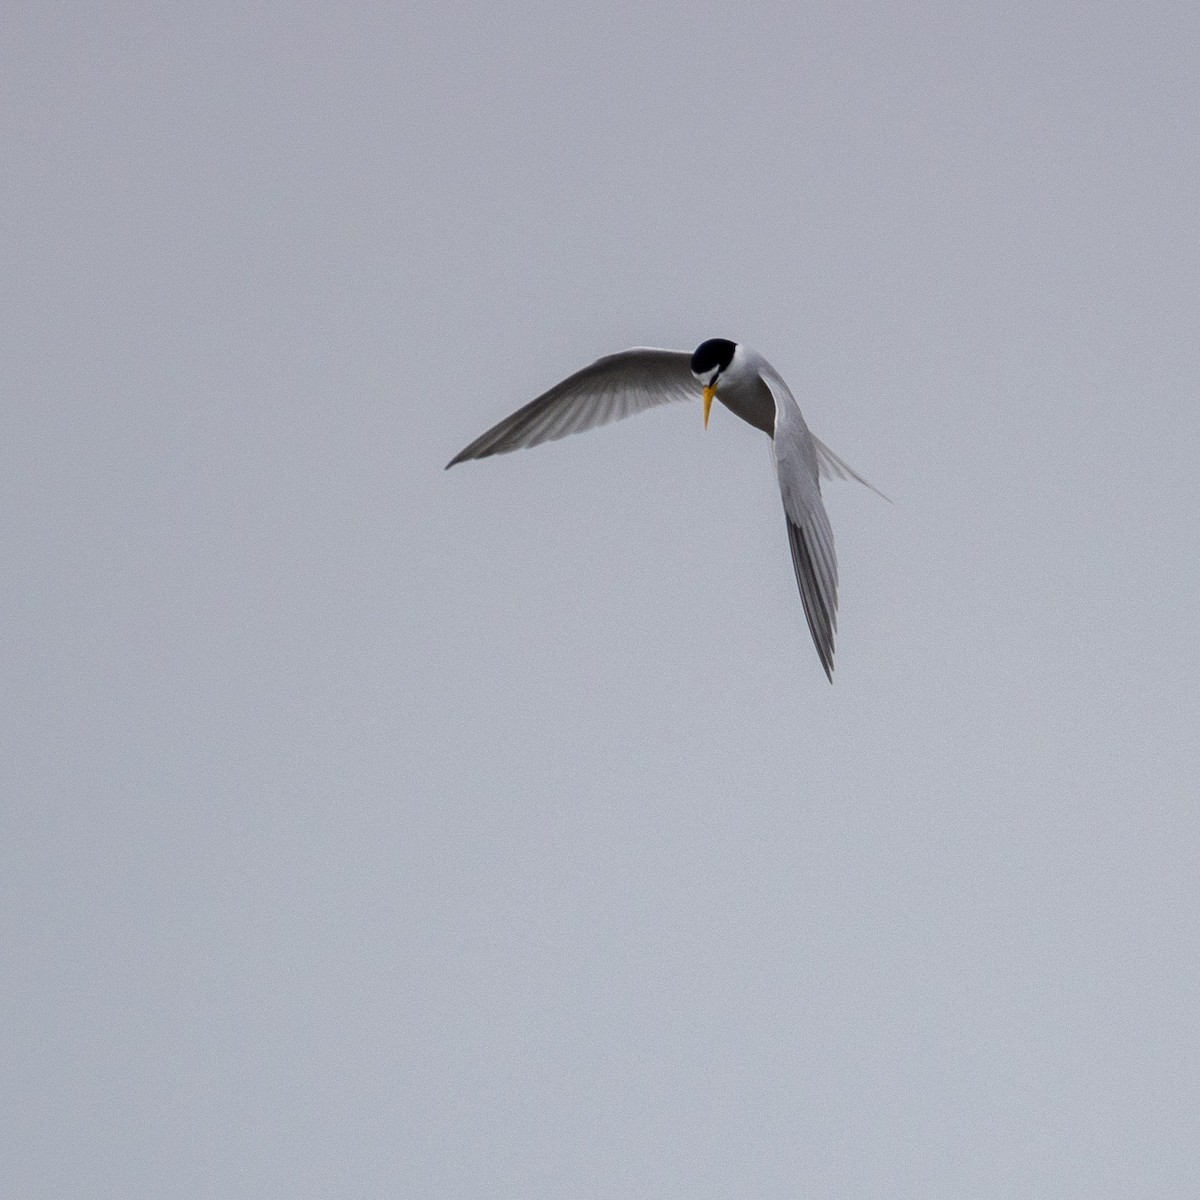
4;2;1199;1196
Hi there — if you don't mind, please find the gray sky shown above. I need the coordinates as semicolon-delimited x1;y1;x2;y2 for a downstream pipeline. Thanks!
4;1;1199;1195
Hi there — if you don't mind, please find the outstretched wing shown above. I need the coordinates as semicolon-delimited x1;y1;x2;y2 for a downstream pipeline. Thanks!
762;372;839;681
446;348;696;467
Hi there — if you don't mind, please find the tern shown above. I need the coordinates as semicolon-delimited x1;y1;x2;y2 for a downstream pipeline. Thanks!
447;339;884;680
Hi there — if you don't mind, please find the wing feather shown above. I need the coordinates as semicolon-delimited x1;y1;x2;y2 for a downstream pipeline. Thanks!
762;370;840;681
446;348;696;467
787;519;836;682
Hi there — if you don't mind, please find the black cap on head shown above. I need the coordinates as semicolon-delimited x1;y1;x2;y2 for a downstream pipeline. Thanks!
690;338;737;378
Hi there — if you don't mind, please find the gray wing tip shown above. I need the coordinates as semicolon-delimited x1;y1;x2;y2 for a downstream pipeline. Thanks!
787;519;838;682
818;639;835;682
446;439;500;469
814;647;835;682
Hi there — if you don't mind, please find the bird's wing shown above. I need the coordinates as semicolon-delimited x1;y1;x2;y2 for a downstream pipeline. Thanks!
446;348;696;467
812;436;891;502
762;371;839;681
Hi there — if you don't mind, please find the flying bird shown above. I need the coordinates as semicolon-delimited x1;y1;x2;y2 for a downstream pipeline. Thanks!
446;339;884;680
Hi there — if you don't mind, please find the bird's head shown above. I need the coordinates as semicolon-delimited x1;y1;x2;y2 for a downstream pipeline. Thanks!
690;338;738;428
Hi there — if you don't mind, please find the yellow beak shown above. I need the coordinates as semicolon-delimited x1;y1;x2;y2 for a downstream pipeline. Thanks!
703;384;716;429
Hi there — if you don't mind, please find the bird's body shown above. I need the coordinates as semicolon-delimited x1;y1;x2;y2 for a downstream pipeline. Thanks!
447;340;883;680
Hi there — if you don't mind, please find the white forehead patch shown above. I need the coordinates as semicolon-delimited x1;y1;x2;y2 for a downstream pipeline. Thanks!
692;365;720;386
